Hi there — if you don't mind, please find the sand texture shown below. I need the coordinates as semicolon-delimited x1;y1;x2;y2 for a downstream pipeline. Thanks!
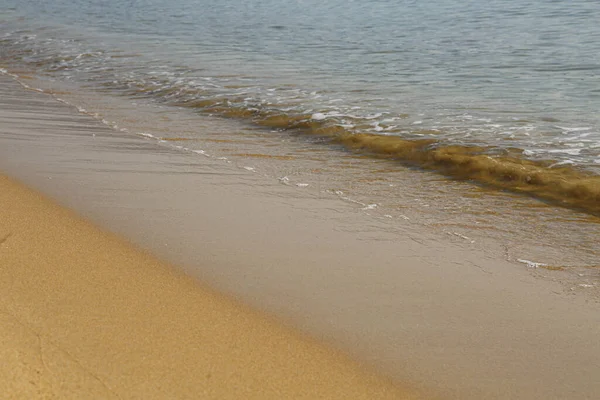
1;74;600;399
0;173;414;399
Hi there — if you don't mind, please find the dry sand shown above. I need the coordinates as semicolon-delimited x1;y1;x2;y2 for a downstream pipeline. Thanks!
1;73;600;399
0;173;415;399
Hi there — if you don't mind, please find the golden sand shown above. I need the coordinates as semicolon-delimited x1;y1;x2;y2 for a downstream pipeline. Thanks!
0;174;416;399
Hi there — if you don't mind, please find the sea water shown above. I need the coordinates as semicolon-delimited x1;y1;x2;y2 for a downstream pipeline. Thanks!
1;0;599;268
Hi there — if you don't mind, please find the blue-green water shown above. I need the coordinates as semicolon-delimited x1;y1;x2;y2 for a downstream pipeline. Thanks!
2;0;600;212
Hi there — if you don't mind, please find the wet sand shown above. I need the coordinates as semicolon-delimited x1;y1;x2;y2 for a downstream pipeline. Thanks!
0;175;416;399
1;74;599;399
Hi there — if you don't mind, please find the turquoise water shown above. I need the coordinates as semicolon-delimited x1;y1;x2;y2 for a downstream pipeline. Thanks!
1;0;600;213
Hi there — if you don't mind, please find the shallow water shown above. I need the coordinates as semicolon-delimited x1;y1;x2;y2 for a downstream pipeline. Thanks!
2;1;600;160
1;0;599;264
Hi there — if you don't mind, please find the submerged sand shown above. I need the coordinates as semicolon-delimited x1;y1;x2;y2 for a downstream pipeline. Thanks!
0;173;414;399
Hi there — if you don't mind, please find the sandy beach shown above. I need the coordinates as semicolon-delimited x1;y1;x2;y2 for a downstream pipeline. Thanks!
1;73;599;399
0;172;415;399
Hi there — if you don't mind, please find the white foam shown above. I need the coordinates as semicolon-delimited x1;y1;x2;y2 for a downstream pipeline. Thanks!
296;183;309;187
546;148;582;155
192;150;210;157
311;110;348;120
565;132;593;139
549;160;575;168
517;259;548;268
449;232;475;243
556;126;591;132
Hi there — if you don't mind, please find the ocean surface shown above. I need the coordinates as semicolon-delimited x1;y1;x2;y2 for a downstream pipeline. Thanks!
1;0;599;269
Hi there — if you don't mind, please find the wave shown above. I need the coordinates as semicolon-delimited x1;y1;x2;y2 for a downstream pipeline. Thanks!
2;32;600;216
166;96;600;215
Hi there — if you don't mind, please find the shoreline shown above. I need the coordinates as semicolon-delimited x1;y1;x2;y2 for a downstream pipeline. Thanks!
0;172;415;399
1;73;599;399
